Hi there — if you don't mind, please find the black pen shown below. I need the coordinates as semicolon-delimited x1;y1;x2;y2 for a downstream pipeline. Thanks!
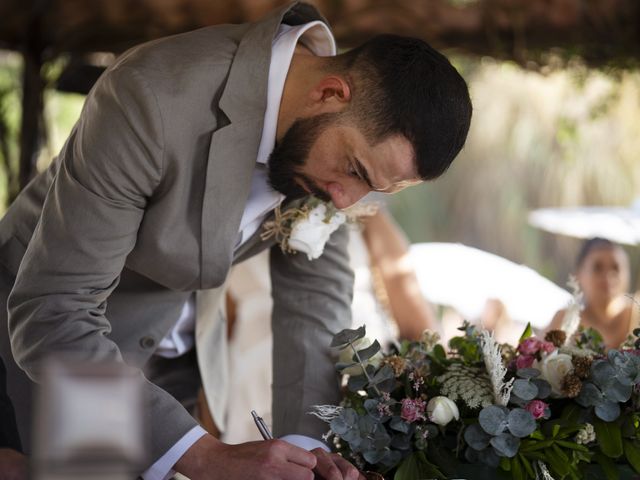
251;410;273;440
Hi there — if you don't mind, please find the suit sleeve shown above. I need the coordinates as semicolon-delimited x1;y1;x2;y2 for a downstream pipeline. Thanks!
270;222;353;440
7;65;198;462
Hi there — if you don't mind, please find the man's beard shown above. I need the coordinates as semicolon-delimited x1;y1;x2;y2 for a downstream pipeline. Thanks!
267;112;340;202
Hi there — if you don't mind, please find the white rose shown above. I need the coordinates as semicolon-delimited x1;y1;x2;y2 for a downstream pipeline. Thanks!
427;396;459;426
288;205;346;260
338;337;382;376
536;351;573;397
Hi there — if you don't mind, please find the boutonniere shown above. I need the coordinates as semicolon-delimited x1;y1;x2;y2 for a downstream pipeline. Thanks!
261;197;378;261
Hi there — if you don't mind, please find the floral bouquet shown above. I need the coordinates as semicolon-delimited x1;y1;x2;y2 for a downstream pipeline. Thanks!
312;322;640;480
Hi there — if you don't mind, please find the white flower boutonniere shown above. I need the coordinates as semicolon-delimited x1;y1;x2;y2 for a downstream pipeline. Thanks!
261;197;347;260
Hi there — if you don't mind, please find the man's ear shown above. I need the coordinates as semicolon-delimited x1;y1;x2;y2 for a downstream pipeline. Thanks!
308;75;351;112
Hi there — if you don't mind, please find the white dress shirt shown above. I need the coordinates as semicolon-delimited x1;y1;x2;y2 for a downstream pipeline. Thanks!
142;20;336;480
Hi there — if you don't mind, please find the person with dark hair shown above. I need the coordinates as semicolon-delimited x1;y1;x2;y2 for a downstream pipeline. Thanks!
547;238;638;348
0;2;471;479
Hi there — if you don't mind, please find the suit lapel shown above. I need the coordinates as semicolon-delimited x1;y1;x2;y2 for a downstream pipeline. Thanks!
199;2;329;289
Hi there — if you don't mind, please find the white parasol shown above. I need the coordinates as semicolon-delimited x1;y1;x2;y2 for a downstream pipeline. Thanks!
409;242;571;328
528;199;640;246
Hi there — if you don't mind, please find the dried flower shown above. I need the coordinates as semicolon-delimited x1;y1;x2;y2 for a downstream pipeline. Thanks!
562;373;583;398
545;330;567;348
501;343;517;365
481;330;514;406
561;276;584;341
572;356;593;379
383;355;407;377
421;330;441;351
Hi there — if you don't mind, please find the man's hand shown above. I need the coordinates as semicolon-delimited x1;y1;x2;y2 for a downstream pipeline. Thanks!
0;448;28;480
310;448;366;480
174;433;317;479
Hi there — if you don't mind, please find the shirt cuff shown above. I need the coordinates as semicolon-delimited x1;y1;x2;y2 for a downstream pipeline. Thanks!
280;434;330;452
141;425;207;480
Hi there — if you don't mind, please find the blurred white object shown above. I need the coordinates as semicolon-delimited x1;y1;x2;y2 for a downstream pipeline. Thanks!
409;242;571;329
33;359;146;480
528;199;640;245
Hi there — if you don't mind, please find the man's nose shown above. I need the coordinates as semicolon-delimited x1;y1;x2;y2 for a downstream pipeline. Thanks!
327;182;368;209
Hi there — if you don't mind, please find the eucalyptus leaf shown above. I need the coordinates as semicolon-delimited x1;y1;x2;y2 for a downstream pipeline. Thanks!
343;427;361;443
390;416;410;434
335;361;359;371
532;378;552;399
330;417;350;435
364;399;380;416
512;379;538;401
358;414;378;435
507;408;536;438
479;405;509;435
464;424;492;450
482;447;502;468
354;339;381;362
595;400;621;422
490;432;520;458
603;379;632;403
370;364;395;385
371;427;391;449
591;360;616;388
508;393;527;408
576;382;604;407
363;448;386;465
516;368;541;379
331;325;366;348
390;432;412;450
383;449;404;469
347;374;368;392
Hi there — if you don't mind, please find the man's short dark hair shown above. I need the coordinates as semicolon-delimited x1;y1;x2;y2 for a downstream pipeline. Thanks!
333;34;472;180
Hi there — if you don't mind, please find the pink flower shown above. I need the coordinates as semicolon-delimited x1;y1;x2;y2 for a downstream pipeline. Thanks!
516;355;535;369
518;337;557;356
401;398;426;423
539;341;556;354
525;400;549;419
518;338;541;355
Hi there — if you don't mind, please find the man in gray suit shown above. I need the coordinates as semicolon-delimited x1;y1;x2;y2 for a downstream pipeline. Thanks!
0;2;471;479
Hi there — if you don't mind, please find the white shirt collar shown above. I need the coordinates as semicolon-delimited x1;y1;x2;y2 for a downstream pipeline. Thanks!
256;21;336;165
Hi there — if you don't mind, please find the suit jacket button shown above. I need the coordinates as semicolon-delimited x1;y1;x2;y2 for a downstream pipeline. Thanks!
139;336;156;349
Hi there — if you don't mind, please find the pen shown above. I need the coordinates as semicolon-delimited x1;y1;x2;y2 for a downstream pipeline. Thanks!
251;410;273;440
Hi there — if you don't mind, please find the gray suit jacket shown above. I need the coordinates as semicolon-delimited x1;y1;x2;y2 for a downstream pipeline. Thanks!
0;1;353;464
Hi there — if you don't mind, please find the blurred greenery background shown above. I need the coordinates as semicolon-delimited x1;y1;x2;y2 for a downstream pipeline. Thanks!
0;48;638;290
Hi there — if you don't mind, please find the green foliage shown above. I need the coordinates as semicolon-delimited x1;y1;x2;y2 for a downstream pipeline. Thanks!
393;452;445;480
518;323;533;343
594;419;623;459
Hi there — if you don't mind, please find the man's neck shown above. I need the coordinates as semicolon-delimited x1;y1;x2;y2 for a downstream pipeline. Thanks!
276;45;320;141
